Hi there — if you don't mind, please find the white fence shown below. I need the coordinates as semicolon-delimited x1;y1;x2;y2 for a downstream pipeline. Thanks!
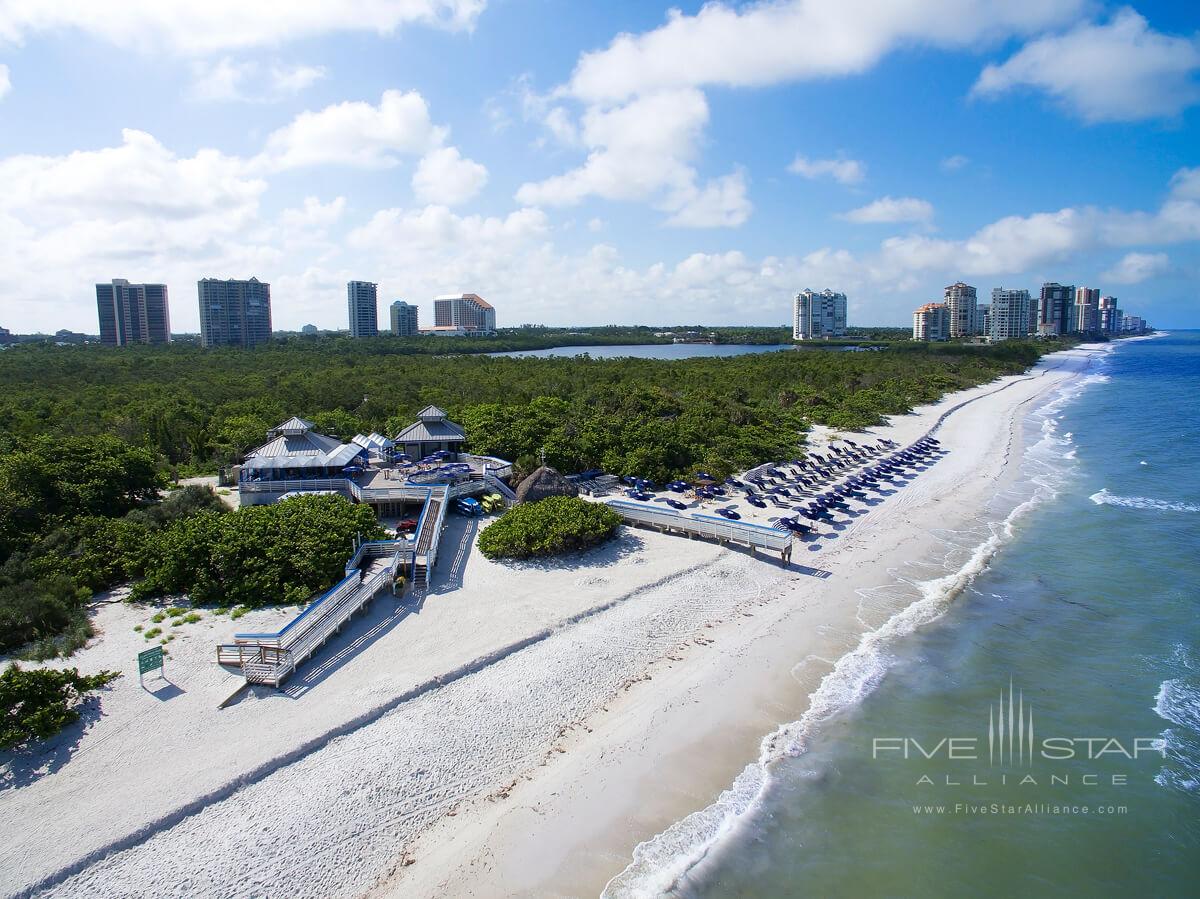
605;500;792;552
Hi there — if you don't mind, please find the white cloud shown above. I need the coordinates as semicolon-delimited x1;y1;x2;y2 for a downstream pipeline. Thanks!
347;205;548;256
663;169;752;228
0;129;264;224
0;1;487;54
278;196;346;231
973;9;1200;122
874;170;1200;277
517;88;744;228
841;197;933;224
0;63;10;100
787;155;865;185
269;62;327;96
411;146;488;206
1102;251;1170;284
940;154;969;172
258;89;446;171
563;0;1085;104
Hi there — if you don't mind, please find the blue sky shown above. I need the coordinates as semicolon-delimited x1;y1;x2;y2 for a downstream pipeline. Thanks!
0;0;1197;333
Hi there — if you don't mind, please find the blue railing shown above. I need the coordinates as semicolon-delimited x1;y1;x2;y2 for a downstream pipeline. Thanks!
233;571;361;643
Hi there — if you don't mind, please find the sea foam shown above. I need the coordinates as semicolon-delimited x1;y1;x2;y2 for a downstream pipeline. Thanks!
1090;488;1199;513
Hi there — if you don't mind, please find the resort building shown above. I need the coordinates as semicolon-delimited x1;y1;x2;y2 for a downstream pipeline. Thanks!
242;417;368;486
1099;296;1122;334
431;293;495;334
96;279;171;346
1074;287;1100;334
348;281;379;338
238;413;513;529
393;405;466;459
943;282;977;338
390;300;419;337
198;277;272;348
989;288;1032;341
1037;282;1075;337
793;289;847;340
912;302;949;341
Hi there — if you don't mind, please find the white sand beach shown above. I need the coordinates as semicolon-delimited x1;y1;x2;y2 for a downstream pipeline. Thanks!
0;344;1110;899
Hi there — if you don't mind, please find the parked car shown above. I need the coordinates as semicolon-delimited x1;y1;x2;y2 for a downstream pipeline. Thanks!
397;517;419;533
455;497;482;516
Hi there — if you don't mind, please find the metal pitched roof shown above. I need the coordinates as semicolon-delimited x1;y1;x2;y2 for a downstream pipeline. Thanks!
394;418;465;443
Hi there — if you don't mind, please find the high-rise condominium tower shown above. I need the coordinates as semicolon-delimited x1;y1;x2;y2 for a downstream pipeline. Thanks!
1037;282;1076;337
198;277;272;348
1075;287;1100;333
96;279;171;346
989;287;1032;341
1098;296;1122;334
943;282;978;338
793;289;848;340
347;281;379;338
912;303;949;341
390;300;419;336
432;294;496;333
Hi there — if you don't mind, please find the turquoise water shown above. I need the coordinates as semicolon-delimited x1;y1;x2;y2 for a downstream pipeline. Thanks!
613;333;1200;897
489;344;793;359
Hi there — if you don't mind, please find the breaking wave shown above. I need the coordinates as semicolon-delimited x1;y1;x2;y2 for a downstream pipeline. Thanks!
1089;489;1199;513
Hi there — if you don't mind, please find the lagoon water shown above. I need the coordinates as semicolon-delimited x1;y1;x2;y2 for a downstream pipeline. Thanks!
489;344;794;360
617;332;1200;897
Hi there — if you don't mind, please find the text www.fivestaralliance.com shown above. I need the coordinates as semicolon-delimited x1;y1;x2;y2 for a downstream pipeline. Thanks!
913;803;1128;816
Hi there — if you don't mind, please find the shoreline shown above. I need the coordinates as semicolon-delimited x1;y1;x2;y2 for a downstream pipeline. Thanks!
0;344;1110;899
384;343;1112;899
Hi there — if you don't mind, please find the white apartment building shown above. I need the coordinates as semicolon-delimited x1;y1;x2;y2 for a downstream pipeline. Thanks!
431;293;496;334
912;302;950;341
347;281;379;338
793;289;847;340
944;281;978;338
989;287;1032;341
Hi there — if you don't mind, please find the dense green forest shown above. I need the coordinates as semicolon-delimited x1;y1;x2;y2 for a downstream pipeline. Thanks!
0;336;1066;659
0;338;1053;476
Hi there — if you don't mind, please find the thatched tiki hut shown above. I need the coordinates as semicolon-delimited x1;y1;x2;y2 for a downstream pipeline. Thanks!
515;466;578;504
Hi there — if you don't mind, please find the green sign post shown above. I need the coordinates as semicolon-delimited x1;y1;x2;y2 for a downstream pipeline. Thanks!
138;646;164;683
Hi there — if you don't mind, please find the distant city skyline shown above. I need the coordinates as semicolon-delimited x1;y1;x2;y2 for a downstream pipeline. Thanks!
1;2;1198;332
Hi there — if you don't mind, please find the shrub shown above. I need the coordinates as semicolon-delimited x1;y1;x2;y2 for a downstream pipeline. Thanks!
143;627;162;639
0;575;91;655
0;664;120;750
478;497;621;560
131;495;385;608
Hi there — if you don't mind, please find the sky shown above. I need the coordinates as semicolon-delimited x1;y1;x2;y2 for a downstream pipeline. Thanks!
0;0;1197;334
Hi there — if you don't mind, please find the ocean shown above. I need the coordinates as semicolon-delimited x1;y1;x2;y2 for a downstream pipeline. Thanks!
607;331;1200;897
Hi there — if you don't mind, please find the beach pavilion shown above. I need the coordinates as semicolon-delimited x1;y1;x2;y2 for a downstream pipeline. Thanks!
241;417;369;485
394;405;466;460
